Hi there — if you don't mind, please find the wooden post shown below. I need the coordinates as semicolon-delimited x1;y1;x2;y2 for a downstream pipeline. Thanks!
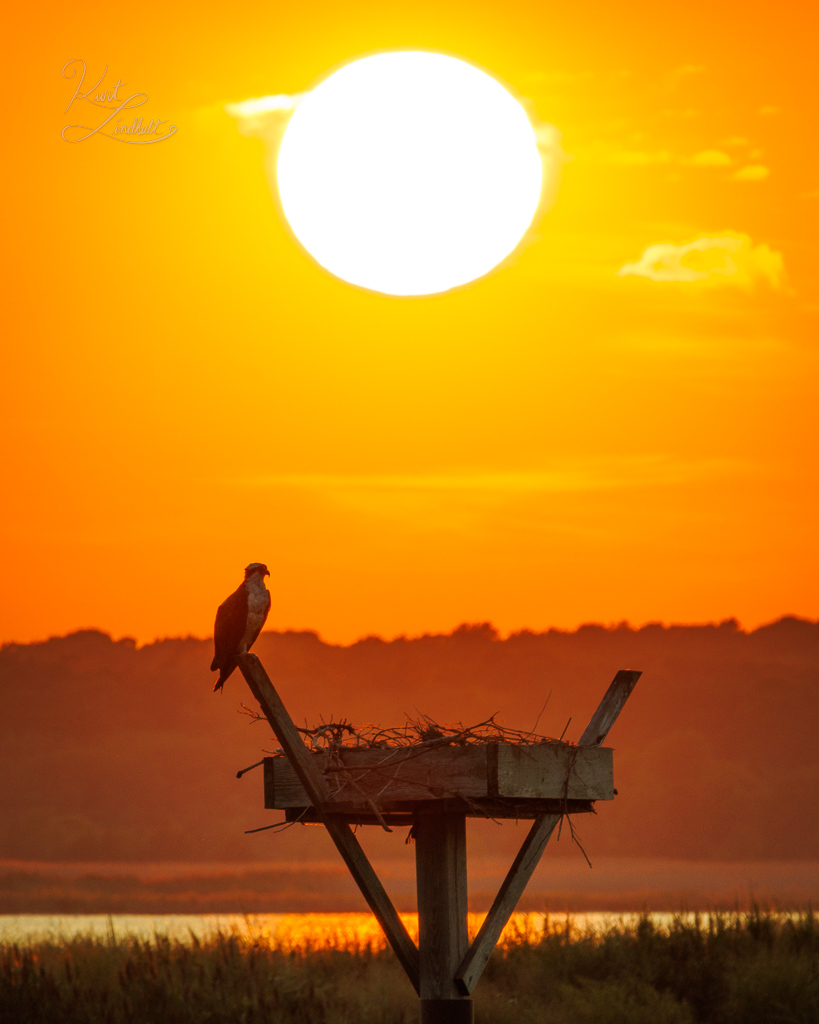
415;811;472;1024
235;652;420;993
455;669;641;994
234;652;639;1017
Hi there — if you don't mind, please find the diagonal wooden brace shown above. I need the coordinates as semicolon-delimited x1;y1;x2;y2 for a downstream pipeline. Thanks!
455;669;641;995
235;653;421;993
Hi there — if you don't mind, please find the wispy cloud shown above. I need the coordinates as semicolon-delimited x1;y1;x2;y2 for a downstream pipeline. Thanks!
229;458;746;497
532;122;563;155
617;232;787;290
577;141;672;166
225;93;304;142
226;94;302;117
732;164;770;182
686;149;732;167
664;64;707;91
610;148;673;166
580;143;743;171
525;70;593;87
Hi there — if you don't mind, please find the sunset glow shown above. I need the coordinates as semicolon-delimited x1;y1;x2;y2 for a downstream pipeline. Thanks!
0;0;816;645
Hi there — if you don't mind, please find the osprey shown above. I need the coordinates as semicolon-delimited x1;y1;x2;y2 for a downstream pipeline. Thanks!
211;562;271;692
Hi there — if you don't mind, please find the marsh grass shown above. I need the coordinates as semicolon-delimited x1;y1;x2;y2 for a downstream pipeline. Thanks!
1;908;816;1023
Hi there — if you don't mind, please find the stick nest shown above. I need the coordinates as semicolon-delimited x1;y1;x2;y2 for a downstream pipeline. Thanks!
239;708;571;753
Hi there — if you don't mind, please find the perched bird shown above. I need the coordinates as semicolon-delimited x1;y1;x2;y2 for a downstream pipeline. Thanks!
211;563;271;692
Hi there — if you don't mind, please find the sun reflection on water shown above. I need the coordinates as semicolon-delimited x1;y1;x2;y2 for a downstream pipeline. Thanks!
0;911;727;948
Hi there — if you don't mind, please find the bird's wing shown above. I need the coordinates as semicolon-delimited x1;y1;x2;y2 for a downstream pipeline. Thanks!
245;589;271;653
211;585;248;670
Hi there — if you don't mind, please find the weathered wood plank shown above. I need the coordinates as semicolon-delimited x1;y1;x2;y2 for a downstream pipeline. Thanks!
266;742;613;808
496;745;613;800
280;795;596;825
458;811;560;994
455;669;641;995
415;812;470;1003
578;670;642;747
269;745;489;807
235;653;420;993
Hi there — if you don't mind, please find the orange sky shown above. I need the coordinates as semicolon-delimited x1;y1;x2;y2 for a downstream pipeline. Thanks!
2;0;817;645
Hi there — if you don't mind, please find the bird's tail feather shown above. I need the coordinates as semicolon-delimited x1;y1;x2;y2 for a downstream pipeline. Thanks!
212;659;237;693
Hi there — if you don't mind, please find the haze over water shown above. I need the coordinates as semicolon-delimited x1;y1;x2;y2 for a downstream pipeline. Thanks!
3;858;816;921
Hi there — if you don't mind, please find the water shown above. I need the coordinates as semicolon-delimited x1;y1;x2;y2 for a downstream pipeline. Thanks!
0;911;732;947
3;858;815;947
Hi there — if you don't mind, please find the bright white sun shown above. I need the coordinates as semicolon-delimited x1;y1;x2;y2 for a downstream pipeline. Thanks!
276;52;543;296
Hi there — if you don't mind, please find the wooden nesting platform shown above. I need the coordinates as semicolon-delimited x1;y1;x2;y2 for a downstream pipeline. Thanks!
234;652;641;1024
265;741;614;825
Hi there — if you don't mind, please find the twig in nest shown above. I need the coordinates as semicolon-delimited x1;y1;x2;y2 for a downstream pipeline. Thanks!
245;807;310;835
528;692;551;737
562;812;593;868
324;748;395;833
554;745;592;867
239;702;265;724
249;707;574;829
255;709;566;753
332;774;394;833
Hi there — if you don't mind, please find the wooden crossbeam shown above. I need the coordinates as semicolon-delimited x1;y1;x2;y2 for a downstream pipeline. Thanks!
235;653;421;993
575;670;642;748
455;669;641;995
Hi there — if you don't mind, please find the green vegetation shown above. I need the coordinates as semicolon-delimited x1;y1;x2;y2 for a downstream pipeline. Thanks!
1;909;817;1023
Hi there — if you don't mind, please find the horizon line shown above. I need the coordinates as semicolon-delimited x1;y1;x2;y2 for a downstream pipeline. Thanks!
2;612;816;653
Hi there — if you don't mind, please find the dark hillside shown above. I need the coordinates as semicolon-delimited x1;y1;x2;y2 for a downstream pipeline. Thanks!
1;618;817;862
